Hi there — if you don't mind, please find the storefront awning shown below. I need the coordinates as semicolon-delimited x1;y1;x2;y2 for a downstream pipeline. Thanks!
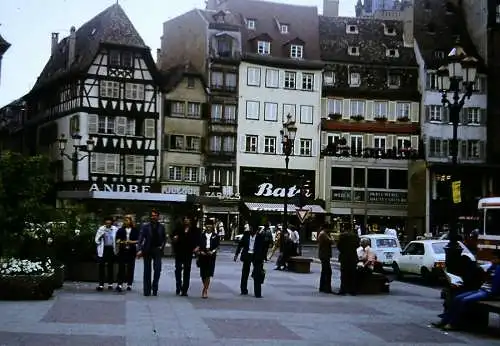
303;204;326;214
57;190;187;202
245;202;297;213
204;205;239;214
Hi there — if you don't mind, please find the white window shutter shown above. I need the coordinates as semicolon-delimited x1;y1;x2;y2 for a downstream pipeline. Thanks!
388;101;397;121
387;134;396;149
239;135;246;152
88;114;98;134
321;98;327;118
364;133;373;148
410;102;420;123
342;99;350;119
411;135;419;150
199;166;206;183
365;100;374;121
321;131;327;150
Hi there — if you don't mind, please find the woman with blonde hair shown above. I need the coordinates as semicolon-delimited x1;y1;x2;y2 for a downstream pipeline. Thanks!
116;214;139;292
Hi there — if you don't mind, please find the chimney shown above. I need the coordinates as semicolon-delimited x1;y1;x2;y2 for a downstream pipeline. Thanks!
324;0;339;17
51;33;59;55
68;26;76;69
402;3;414;47
156;48;161;63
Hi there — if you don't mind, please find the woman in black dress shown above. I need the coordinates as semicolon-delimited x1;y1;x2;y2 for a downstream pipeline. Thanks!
197;219;219;298
115;215;139;292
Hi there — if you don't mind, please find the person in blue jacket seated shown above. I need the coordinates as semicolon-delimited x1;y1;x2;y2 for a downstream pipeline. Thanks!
434;250;500;330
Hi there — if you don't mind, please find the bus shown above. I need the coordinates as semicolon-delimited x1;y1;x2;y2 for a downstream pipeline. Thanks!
477;197;500;261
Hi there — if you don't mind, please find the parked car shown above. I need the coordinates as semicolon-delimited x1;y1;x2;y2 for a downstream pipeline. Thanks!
392;240;475;281
360;234;402;267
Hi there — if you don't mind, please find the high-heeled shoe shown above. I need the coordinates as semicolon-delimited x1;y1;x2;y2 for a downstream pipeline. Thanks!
202;288;208;299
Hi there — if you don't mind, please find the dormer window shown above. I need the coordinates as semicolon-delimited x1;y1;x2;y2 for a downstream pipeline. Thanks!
323;71;335;86
247;19;256;30
257;41;271;55
348;46;360;56
214;11;225;23
290;45;303;59
349;72;361;87
280;24;289;34
388;74;401;88
384;26;396;36
347;25;359;34
386;49;399;57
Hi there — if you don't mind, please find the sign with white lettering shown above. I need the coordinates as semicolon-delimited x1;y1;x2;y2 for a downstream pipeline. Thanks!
204;192;241;200
161;185;200;195
89;184;151;193
239;167;315;199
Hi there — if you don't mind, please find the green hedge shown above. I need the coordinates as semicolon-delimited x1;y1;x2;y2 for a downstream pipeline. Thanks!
0;273;55;300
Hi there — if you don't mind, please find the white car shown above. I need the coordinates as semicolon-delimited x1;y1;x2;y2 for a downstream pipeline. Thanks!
392;240;475;280
360;234;402;266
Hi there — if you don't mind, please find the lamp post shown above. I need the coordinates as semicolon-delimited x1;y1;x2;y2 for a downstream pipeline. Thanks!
58;133;95;181
436;43;478;274
279;113;297;254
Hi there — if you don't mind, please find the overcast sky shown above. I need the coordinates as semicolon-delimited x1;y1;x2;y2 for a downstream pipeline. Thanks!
0;0;356;107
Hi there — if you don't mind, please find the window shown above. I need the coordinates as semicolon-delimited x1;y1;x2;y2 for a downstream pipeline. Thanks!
187;77;195;88
429;105;442;121
246;101;260;120
187;102;201;118
225;73;237;89
386;49;398;57
257;41;270;55
115;116;127;136
125;83;144;100
217;39;232;56
389;169;408;190
302;73;314;91
323;71;335;86
100;81;120;98
496;5;500;23
264;102;278;121
349;73;361;87
350;100;365;117
211;104;223;121
184;167;199;182
90;153;120;174
466;140;481;159
473;76;487;93
374;101;388;118
435;51;445;59
209;135;222;151
88;115;98;134
397;136;410;150
247;19;256;29
247;67;261;86
125;155;144;176
397;102;411;119
283;104;296;121
170;135;184;150
351;135;363;154
429;138;448;157
109;50;120;66
347;25;358;33
367;169;387;189
265;69;279;88
388;74;401;88
143;119;155;138
426;72;438;90
331;167;351;187
348;46;359;56
264;136;276;154
245;135;258;152
98;116;115;134
211;71;223;88
467;108;480;124
171;102;185;116
327;99;342;115
373;136;386;150
300;105;313;124
284;71;296;89
354;168;365;188
126;118;135;136
280;24;289;33
168;166;183;181
385;26;396;36
224;105;237;123
290;45;303;59
327;134;341;146
122;52;133;67
223;136;235;152
299;138;312;156
186;136;200;151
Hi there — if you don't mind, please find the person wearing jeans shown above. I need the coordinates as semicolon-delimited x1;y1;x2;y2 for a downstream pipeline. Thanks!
116;215;139;292
95;216;118;291
137;209;166;296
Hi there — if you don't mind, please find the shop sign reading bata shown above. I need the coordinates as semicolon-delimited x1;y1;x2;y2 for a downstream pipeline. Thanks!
89;184;151;193
255;183;312;198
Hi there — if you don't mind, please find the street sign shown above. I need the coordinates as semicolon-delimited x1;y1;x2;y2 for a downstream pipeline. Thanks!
296;208;310;224
452;180;461;204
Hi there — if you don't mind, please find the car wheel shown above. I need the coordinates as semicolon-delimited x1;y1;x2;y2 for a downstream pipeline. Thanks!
392;262;403;279
420;266;432;282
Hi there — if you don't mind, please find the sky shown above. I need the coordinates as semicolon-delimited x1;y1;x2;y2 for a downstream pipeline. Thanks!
0;0;356;107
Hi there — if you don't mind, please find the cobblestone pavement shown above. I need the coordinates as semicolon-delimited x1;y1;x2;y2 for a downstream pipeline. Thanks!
0;253;499;346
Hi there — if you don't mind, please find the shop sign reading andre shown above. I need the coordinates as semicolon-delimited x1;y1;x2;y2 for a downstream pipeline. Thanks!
89;184;151;193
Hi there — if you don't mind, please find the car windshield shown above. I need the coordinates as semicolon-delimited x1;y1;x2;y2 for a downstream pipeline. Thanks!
375;238;398;248
431;242;471;255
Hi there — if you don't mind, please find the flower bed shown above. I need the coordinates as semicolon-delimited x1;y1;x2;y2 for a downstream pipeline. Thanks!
0;258;55;300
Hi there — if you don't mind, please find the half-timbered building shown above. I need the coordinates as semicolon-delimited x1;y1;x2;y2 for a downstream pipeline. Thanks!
318;13;424;236
0;34;10;87
23;4;167;218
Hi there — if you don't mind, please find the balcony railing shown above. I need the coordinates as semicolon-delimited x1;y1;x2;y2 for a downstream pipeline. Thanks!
321;145;421;160
206;150;236;157
209;117;237;125
210;49;241;61
210;84;237;93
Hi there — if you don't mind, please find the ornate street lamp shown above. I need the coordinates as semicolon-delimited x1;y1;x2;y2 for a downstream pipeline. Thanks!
279;113;297;255
436;42;478;274
58;133;95;181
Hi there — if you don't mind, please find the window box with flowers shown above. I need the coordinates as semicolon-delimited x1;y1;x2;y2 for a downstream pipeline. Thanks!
328;113;342;120
351;114;364;121
397;116;410;122
374;115;387;122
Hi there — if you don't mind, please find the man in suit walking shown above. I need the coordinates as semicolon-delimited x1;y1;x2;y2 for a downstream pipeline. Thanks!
336;227;360;295
317;225;333;293
234;225;265;298
137;209;167;296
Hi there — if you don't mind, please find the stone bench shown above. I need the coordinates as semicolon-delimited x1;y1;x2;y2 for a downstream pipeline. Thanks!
287;256;313;273
469;300;500;331
357;272;390;294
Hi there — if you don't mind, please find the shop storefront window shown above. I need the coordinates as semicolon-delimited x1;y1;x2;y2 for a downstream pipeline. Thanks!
331;167;351;187
388;169;408;190
367;169;386;189
353;168;365;188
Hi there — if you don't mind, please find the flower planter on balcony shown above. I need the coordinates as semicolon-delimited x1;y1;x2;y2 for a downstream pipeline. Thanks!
397;116;410;122
0;273;55;300
374;116;387;122
328;113;342;120
350;115;364;121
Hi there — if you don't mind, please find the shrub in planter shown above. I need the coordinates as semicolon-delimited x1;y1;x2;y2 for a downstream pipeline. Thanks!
52;263;65;289
0;258;55;300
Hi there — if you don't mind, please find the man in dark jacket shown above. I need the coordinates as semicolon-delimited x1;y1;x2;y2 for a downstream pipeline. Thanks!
234;225;265;298
171;215;200;296
317;225;333;293
137;209;166;296
336;228;360;295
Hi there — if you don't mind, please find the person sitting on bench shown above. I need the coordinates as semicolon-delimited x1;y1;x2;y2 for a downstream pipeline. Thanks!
356;238;376;284
435;250;500;331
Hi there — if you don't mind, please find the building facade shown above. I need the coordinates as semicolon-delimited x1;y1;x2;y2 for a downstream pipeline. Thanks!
318;14;422;235
414;0;490;234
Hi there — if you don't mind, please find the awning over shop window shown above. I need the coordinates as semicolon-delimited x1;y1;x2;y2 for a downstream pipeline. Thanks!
303;204;327;214
203;205;239;214
57;190;187;202
244;202;297;213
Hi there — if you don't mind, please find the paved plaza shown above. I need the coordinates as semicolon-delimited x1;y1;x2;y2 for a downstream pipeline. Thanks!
0;253;499;346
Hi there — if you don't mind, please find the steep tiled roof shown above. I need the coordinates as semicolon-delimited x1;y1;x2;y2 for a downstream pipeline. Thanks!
319;16;416;66
219;0;321;60
413;0;484;70
0;34;10;54
32;3;147;92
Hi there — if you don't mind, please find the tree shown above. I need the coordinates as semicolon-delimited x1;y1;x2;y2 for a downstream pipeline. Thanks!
0;151;56;257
